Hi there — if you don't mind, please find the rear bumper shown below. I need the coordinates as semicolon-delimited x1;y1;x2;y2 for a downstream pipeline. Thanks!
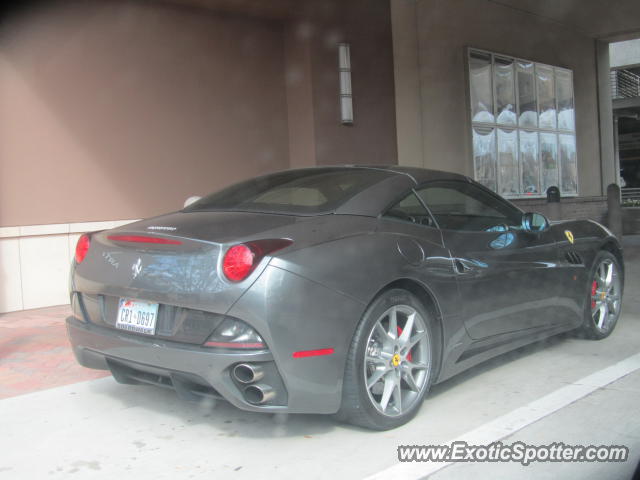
67;265;367;415
66;316;291;413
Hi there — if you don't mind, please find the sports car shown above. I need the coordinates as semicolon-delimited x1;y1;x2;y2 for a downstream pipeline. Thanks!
67;166;624;430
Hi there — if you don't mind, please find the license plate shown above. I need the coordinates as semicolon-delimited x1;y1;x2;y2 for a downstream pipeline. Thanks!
116;298;159;335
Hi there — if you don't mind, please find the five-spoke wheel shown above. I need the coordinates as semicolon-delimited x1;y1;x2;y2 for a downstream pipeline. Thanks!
364;305;430;417
590;258;622;333
580;251;623;339
337;289;437;430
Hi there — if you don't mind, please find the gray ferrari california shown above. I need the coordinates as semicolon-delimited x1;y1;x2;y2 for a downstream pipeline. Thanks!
67;166;624;430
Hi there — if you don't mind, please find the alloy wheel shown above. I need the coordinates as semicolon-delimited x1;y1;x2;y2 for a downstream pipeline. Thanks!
591;258;621;333
363;305;431;417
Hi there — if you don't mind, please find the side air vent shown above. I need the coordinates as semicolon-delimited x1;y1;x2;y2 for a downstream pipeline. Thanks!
565;251;583;265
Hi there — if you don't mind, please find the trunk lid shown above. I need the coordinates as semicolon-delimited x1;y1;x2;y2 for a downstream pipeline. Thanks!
73;211;302;312
72;210;376;324
112;210;300;244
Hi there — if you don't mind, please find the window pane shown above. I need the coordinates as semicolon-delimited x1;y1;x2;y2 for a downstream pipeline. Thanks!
559;134;578;194
497;128;519;196
557;69;575;131
517;61;537;128
537;64;556;129
540;132;559;193
419;187;500;217
470;51;494;123
187;168;393;214
416;181;522;231
473;126;497;191
383;193;434;226
495;57;516;126
520;130;539;195
469;51;576;198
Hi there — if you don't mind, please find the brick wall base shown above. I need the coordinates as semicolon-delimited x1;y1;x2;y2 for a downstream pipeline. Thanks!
512;196;608;225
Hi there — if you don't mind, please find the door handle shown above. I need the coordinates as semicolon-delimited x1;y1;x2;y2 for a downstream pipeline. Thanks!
454;259;473;274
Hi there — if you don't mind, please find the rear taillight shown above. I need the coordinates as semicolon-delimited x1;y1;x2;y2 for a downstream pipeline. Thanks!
75;234;91;264
223;245;255;282
222;239;292;282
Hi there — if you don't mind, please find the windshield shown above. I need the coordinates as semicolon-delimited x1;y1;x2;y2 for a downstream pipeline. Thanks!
184;168;393;215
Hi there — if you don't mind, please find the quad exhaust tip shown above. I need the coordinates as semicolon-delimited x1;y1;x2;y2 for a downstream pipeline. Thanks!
244;384;276;405
233;363;265;384
233;363;275;405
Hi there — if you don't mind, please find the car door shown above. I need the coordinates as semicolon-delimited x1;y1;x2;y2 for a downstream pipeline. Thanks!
415;180;562;340
376;190;464;322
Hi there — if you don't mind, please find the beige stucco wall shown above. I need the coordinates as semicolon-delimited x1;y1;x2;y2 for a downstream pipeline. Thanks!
306;0;398;167
391;0;423;169
393;0;605;197
0;0;399;314
0;0;398;228
0;1;290;227
284;23;316;170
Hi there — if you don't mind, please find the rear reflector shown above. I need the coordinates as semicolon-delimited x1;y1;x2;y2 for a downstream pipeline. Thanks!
292;348;335;359
107;235;182;245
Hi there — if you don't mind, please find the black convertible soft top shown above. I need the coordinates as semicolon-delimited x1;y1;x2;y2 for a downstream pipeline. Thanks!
184;165;471;217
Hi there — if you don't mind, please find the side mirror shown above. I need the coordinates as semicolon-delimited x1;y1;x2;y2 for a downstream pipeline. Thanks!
183;196;201;208
522;212;550;233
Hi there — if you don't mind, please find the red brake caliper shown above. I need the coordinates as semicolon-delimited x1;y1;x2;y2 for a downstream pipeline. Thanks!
397;327;413;362
591;280;598;309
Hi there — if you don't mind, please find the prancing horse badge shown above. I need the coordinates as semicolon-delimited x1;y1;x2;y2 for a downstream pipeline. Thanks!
564;230;574;244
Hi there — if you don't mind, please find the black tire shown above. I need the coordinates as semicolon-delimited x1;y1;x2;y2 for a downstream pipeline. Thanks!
577;251;623;340
336;288;439;430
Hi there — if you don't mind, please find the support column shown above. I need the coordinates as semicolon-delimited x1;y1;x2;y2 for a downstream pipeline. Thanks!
596;40;617;194
607;183;623;239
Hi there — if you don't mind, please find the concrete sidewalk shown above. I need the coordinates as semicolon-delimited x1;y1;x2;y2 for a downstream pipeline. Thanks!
0;236;639;479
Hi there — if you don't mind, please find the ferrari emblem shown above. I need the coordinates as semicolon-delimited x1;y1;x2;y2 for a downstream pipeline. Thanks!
391;353;401;367
132;258;143;279
564;230;574;244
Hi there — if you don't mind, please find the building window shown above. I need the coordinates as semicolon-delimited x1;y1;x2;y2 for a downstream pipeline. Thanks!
468;49;577;198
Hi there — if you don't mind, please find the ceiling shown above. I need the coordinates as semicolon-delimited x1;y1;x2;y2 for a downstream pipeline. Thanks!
489;0;640;39
158;0;294;19
154;0;640;39
154;0;337;21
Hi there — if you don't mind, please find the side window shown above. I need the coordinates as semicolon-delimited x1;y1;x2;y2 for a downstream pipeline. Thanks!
415;181;522;232
383;192;435;227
